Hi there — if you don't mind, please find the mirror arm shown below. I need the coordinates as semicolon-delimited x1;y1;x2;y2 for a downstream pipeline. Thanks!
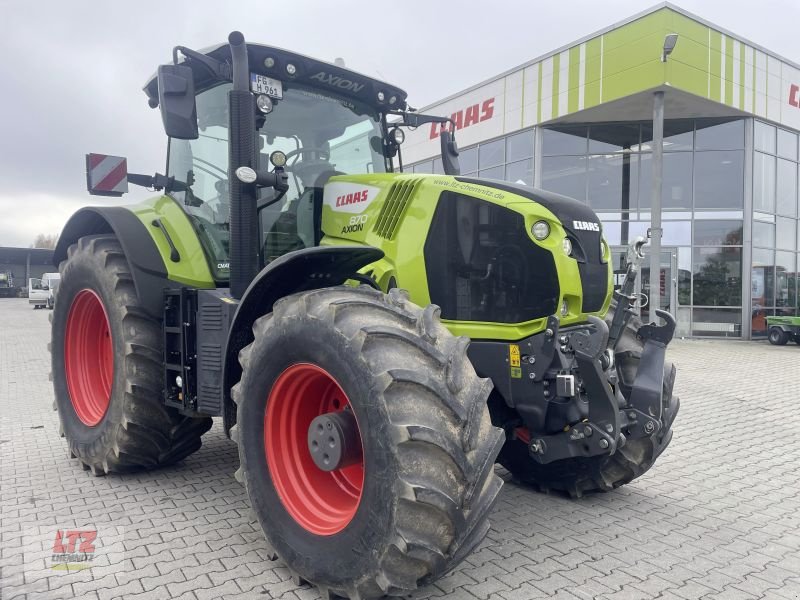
173;46;232;82
128;172;188;193
388;110;455;130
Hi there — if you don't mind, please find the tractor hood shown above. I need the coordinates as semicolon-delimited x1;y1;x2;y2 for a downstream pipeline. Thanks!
456;178;609;313
143;42;408;113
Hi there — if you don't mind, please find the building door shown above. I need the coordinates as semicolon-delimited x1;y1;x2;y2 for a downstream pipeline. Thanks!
611;246;678;323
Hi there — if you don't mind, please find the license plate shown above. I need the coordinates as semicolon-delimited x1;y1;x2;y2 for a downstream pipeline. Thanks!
250;74;283;99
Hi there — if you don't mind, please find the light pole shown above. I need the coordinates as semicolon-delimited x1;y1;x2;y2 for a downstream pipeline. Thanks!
649;33;678;319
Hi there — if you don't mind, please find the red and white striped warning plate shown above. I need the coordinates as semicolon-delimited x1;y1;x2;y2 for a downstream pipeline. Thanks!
86;153;128;196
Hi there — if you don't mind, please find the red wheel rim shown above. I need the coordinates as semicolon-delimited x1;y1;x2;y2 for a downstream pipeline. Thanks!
265;363;364;535
64;289;113;426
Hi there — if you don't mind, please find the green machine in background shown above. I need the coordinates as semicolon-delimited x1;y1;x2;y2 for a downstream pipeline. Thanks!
767;316;800;345
50;32;678;599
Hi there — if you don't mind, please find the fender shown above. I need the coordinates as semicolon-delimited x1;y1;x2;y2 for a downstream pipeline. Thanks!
53;206;169;318
222;245;384;434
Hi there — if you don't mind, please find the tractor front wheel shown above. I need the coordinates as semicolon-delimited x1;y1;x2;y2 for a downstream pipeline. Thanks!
51;235;212;475
233;286;504;599
768;327;789;345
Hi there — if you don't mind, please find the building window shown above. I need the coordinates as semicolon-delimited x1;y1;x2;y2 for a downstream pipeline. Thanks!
691;308;742;337
753;220;775;247
639;152;693;209
588;123;640;153
752;247;777;323
776;159;797;217
506;130;534;162
479;165;504;180
542;125;587;155
693;221;743;246
775;251;797;313
692;247;742;307
459;146;478;175
776;217;796;251
754;121;776;154
777;128;798;161
753;152;777;213
505;159;533;186
541;156;587;201
695;119;744;151
642;119;694;152
412;161;433;174
693;150;744;209
587;154;626;211
478;138;504;169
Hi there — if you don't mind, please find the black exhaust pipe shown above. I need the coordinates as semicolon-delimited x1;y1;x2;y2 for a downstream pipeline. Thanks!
227;31;258;299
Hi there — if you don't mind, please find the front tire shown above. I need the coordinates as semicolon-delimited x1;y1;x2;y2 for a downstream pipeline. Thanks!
233;286;504;599
51;235;212;475
768;327;789;345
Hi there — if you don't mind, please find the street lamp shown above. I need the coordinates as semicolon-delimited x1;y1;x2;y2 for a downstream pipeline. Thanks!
649;33;678;321
661;33;679;62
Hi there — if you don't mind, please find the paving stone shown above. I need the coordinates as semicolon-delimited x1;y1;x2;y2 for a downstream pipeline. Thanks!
2;300;799;600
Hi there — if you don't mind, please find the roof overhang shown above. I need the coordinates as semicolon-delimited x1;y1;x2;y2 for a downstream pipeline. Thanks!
550;85;752;124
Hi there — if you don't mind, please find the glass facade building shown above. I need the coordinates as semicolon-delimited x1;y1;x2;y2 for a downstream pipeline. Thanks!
403;5;800;339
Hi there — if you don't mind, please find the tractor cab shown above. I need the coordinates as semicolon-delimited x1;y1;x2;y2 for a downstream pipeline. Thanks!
142;41;434;280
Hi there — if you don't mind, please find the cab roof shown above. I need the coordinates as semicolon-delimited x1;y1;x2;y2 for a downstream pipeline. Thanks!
143;41;408;112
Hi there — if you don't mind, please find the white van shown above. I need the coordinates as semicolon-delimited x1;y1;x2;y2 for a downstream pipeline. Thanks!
29;273;60;309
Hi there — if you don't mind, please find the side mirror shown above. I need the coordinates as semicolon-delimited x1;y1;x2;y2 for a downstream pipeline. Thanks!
157;64;198;140
86;153;128;196
440;130;461;176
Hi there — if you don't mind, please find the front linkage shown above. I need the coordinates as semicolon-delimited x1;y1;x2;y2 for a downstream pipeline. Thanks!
473;237;679;469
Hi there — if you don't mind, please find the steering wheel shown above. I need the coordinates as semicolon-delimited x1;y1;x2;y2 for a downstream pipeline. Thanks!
284;147;331;170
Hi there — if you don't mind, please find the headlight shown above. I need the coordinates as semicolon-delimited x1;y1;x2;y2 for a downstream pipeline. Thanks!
600;239;609;263
562;237;573;256
256;94;274;114
392;128;405;145
270;151;287;168
531;220;550;240
286;63;297;76
561;299;569;316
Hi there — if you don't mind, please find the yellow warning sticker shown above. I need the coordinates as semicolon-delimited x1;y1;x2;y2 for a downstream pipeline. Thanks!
509;344;520;367
511;367;522;379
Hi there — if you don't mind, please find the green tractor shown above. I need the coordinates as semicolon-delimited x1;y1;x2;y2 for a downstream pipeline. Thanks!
51;32;678;599
767;315;800;345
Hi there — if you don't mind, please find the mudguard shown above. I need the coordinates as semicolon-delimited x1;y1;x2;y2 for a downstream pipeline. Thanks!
222;245;384;434
53;207;169;318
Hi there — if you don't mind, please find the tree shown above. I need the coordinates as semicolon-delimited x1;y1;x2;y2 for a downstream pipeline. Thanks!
32;233;59;249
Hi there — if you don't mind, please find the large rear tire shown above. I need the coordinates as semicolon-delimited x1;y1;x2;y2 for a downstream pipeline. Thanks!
51;235;212;475
233;286;504;599
497;306;677;497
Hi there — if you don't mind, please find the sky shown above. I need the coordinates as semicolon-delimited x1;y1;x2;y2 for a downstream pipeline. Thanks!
1;0;798;248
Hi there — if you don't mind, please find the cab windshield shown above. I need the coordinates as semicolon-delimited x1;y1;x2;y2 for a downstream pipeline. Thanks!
167;82;387;279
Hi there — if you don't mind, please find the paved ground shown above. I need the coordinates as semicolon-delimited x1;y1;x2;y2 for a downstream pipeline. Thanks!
1;297;799;600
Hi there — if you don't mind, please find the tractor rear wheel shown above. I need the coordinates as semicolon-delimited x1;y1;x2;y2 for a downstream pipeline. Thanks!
51;234;212;475
232;286;504;599
497;306;677;497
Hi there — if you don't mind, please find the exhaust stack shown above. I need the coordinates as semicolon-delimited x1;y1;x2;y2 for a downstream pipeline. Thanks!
227;31;258;299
